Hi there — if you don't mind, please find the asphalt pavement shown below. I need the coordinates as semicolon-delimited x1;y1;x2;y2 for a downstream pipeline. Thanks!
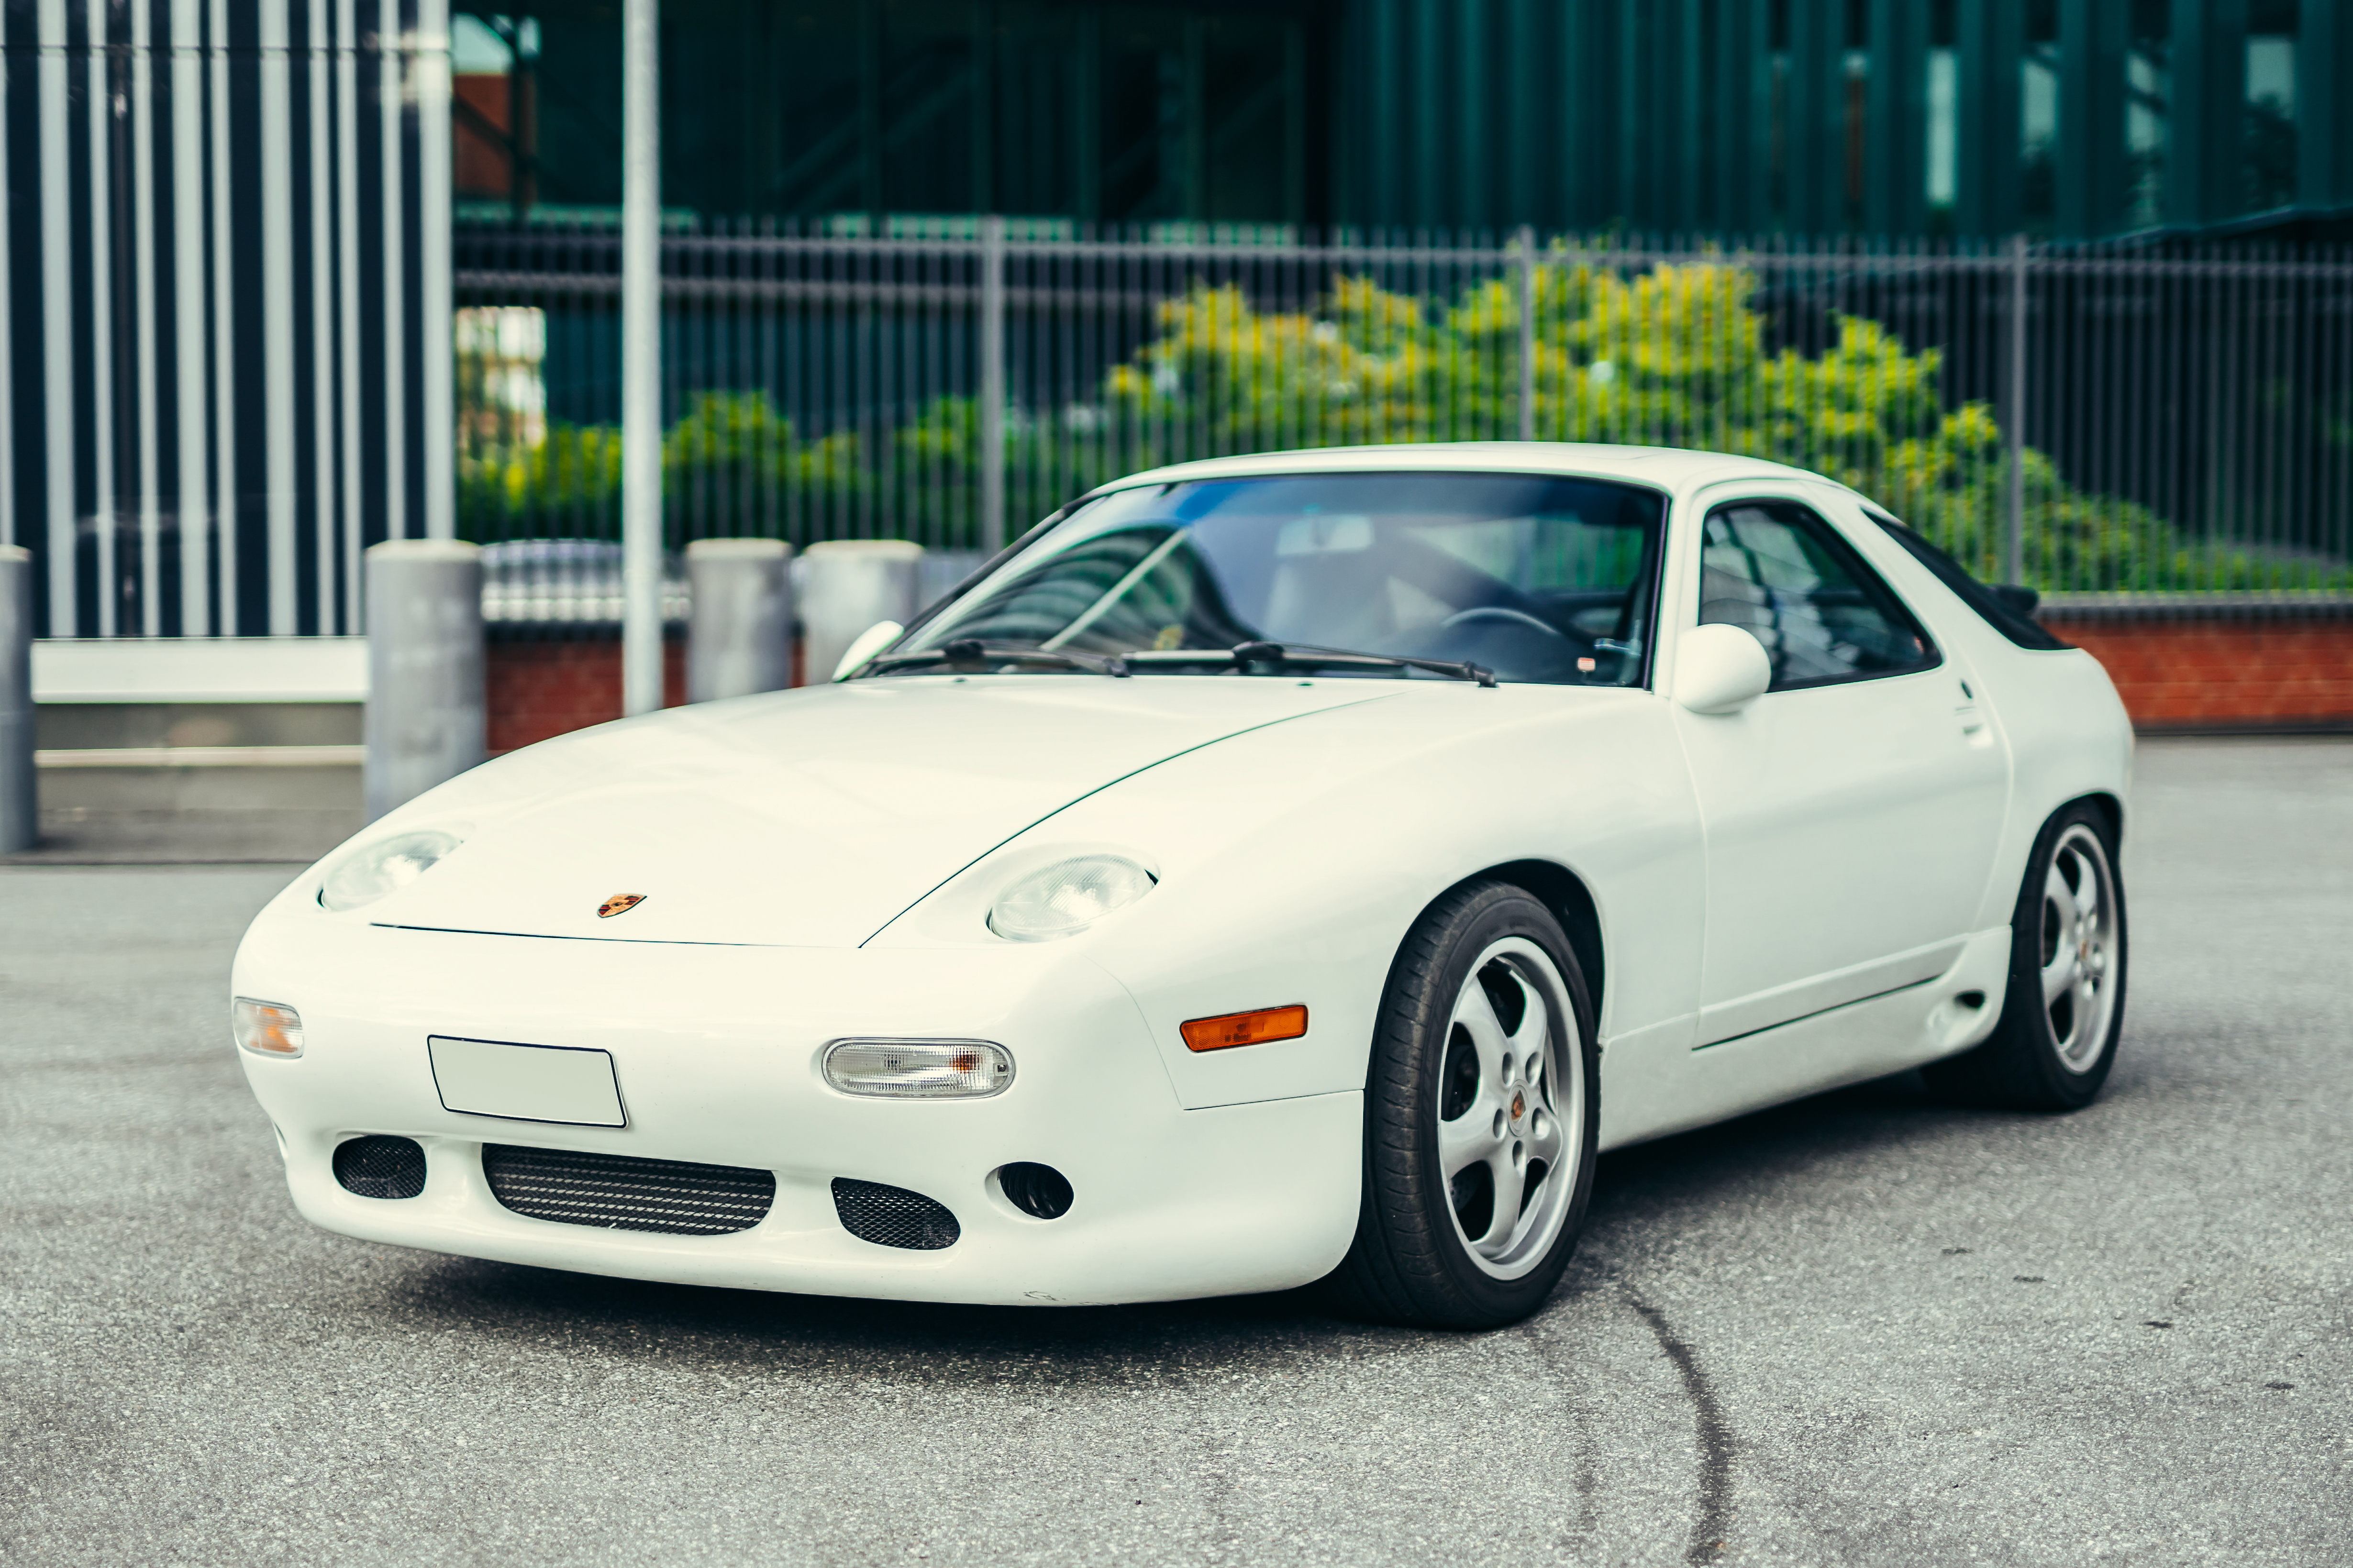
3;738;2347;1566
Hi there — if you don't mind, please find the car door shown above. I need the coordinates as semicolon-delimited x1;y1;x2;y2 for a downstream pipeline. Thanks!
1670;484;2009;1052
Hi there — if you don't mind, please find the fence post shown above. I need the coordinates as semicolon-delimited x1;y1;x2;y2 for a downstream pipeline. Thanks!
686;537;794;702
364;540;486;823
2004;232;2029;585
979;213;1007;553
1517;224;1537;442
802;540;924;684
0;546;34;854
619;0;664;718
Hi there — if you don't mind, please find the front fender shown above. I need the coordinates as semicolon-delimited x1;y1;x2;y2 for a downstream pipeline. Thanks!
868;684;1707;1110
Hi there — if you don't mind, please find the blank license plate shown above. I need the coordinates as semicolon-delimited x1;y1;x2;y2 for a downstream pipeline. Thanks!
428;1037;626;1127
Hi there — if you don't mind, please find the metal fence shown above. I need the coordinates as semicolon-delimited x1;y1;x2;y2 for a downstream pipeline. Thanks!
454;221;2353;619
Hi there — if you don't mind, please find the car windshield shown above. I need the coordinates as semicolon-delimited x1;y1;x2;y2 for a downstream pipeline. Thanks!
892;473;1667;686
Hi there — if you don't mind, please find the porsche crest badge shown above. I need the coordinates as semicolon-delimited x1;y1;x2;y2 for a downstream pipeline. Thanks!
597;893;648;919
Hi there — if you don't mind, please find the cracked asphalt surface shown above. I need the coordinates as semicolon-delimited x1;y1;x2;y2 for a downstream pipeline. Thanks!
3;738;2347;1566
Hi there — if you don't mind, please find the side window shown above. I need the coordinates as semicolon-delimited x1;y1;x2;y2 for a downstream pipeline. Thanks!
1863;508;2073;651
1698;500;1939;690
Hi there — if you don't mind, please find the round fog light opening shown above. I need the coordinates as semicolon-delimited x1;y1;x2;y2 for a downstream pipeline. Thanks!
996;1162;1075;1220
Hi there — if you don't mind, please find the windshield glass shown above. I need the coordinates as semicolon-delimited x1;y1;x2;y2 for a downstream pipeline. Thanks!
897;473;1666;686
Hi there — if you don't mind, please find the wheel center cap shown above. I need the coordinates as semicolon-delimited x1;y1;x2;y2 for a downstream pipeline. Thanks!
1509;1091;1526;1125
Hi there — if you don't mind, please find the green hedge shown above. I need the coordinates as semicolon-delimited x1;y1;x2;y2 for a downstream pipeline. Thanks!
459;258;2351;592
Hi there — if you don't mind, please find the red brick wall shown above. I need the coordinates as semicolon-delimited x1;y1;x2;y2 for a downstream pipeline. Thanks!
2045;617;2353;729
487;638;687;754
484;620;2350;752
486;637;812;753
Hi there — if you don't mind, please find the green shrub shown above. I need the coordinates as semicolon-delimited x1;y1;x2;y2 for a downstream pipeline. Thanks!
458;258;2350;591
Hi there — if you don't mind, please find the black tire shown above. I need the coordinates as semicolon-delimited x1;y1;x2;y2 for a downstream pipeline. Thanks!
1322;879;1601;1330
1924;799;2128;1112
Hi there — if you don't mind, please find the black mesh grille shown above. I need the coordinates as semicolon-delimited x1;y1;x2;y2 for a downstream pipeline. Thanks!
482;1145;775;1235
333;1136;427;1200
832;1178;961;1250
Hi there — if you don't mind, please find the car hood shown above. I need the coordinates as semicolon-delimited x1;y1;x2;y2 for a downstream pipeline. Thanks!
359;676;1393;948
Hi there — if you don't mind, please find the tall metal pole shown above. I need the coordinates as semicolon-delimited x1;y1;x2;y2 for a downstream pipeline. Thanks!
2004;232;2028;585
621;0;664;716
1516;224;1537;442
978;213;1007;553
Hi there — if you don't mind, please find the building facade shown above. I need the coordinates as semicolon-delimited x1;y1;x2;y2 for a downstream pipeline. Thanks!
9;0;2353;641
451;0;2353;241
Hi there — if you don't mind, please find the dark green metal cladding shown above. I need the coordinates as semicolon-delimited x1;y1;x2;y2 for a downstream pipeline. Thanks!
2298;0;2353;206
1865;0;1930;234
2055;0;2129;239
472;0;2353;241
1711;0;1767;233
1956;0;2025;236
2168;0;2249;227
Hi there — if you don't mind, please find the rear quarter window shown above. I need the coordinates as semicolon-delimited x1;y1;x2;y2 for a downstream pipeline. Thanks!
1863;510;2072;651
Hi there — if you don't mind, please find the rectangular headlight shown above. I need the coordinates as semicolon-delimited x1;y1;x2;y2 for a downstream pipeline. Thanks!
823;1039;1012;1099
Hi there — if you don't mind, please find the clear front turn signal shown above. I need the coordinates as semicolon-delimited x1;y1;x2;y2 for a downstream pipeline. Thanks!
823;1039;1013;1099
233;998;306;1057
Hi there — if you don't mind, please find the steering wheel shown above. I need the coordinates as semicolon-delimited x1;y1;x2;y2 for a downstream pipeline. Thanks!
1441;606;1570;640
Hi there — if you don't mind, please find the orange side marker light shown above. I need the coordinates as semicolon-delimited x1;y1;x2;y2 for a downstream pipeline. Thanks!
1180;1004;1309;1053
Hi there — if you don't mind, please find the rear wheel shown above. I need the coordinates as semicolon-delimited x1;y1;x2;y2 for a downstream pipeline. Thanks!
1926;801;2127;1111
1324;880;1599;1329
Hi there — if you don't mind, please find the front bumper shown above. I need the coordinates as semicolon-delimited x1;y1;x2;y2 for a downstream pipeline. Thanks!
233;913;1362;1306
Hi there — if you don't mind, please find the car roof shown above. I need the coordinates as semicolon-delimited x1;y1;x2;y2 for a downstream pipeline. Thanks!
1093;442;1830;499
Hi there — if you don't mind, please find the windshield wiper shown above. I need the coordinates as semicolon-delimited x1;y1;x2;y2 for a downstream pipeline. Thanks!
866;638;1130;677
1123;640;1496;687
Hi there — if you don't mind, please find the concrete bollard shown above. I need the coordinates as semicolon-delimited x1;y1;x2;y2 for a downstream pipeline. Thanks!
800;539;924;684
0;545;34;853
686;537;793;702
364;539;486;823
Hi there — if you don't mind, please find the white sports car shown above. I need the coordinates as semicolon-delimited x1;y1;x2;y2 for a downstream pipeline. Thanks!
232;444;2131;1329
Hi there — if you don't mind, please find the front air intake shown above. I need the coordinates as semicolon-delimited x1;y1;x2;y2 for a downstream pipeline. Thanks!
996;1162;1075;1220
832;1178;961;1250
482;1145;775;1235
334;1135;427;1199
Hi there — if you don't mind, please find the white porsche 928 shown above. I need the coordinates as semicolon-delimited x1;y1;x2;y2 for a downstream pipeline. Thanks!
232;444;2131;1329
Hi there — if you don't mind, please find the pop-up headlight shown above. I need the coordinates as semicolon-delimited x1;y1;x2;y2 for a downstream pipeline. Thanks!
319;829;464;913
987;855;1156;942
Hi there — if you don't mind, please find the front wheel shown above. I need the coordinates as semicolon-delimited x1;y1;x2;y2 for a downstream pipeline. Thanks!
1323;880;1600;1329
1926;800;2128;1111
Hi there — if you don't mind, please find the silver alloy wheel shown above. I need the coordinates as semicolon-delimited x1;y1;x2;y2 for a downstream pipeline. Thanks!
1433;937;1585;1281
2039;824;2120;1072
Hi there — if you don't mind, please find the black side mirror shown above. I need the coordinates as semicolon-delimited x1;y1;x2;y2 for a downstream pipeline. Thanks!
1990;583;2039;618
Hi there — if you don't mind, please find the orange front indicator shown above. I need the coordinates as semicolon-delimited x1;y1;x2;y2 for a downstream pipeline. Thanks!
1180;1004;1309;1053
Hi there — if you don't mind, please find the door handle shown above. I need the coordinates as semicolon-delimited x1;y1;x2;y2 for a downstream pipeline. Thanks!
1954;679;1985;736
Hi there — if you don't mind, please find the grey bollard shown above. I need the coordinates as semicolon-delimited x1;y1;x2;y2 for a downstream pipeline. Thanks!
686;537;793;701
800;539;924;684
0;545;34;853
364;539;486;822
